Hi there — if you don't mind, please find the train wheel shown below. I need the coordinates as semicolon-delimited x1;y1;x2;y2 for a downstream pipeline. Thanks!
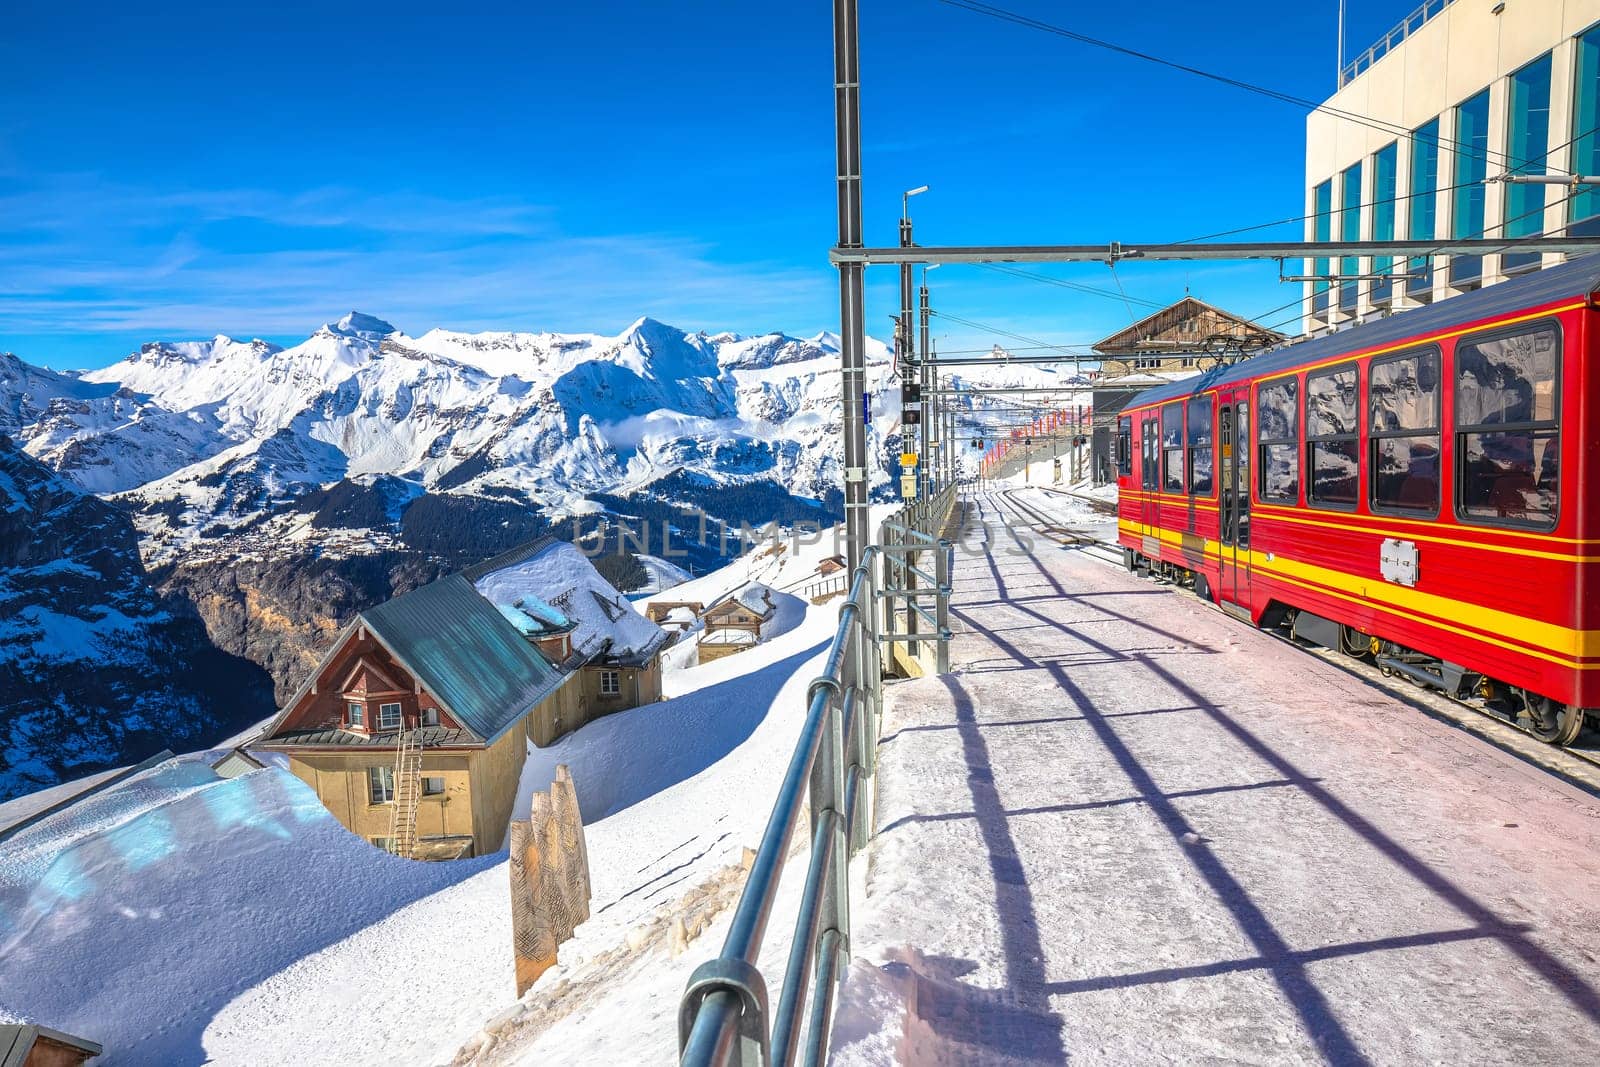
1518;690;1586;746
1338;625;1370;660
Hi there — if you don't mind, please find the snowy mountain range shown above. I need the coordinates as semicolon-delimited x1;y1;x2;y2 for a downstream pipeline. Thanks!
9;313;908;562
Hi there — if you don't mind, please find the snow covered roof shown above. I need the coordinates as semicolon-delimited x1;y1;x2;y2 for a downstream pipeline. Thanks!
469;539;669;668
707;582;775;620
494;596;571;638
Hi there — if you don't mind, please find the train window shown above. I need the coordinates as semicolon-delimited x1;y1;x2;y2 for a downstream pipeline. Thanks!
1256;378;1299;503
1161;403;1184;492
1141;415;1158;490
1370;348;1441;514
1306;363;1359;508
1117;416;1132;477
1186;395;1214;496
1455;322;1560;529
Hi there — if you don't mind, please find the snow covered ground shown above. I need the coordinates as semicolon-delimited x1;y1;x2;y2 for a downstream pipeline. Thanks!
830;492;1600;1064
0;524;859;1065
630;553;694;597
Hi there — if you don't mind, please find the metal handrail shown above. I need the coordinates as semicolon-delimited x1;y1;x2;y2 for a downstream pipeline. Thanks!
677;484;958;1066
1339;0;1453;87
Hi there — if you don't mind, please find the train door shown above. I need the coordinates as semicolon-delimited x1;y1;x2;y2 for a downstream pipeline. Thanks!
1140;413;1159;540
1218;388;1252;607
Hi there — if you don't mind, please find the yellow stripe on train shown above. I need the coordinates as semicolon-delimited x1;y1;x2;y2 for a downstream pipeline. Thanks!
1118;518;1600;668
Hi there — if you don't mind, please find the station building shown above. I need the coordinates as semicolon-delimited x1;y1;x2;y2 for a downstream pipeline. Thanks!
1305;0;1600;333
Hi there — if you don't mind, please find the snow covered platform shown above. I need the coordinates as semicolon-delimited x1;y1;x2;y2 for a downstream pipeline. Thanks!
833;491;1600;1065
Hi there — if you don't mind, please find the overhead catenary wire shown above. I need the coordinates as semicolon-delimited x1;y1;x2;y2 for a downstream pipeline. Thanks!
926;308;1098;358
936;0;1529;174
936;0;1600;256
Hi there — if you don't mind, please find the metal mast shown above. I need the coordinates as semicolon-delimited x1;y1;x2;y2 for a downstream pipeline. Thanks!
834;0;868;572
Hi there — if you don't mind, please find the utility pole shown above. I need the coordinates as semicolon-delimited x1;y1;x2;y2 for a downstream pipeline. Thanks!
833;0;868;573
898;186;926;501
918;264;935;499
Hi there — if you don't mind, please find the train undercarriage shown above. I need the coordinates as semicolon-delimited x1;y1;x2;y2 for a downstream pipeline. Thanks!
1123;548;1594;748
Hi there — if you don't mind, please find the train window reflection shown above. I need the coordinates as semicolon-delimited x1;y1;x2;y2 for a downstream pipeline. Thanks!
1256;378;1299;503
1162;403;1184;492
1455;323;1560;529
1306;363;1359;509
1186;395;1213;496
1370;348;1441;514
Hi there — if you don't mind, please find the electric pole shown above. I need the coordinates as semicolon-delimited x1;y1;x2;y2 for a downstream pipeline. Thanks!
918;266;933;499
833;0;868;573
899;186;926;501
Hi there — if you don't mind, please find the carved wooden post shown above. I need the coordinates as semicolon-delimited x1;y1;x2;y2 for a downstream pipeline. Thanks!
509;764;592;997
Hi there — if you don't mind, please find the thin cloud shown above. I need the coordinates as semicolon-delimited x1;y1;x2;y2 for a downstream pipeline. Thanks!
0;175;837;348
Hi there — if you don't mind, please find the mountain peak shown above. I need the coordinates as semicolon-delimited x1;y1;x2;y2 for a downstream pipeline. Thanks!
324;312;398;340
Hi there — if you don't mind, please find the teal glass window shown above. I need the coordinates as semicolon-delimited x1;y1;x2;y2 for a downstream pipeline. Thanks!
1505;53;1552;272
1312;179;1333;313
1408;119;1440;296
1372;142;1398;301
1571;25;1600;234
1451;88;1491;286
1340;161;1362;310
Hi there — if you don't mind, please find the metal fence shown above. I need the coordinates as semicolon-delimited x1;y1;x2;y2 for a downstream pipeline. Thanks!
677;484;957;1066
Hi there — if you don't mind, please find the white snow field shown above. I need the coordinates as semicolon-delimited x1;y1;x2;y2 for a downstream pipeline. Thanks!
0;526;857;1065
830;491;1600;1065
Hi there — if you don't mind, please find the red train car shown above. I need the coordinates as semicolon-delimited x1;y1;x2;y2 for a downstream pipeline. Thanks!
1116;257;1599;746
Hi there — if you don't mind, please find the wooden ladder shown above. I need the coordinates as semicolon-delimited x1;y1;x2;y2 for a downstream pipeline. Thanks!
388;728;422;859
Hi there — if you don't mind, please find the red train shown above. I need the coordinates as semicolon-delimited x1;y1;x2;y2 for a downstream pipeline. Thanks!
1116;256;1599;746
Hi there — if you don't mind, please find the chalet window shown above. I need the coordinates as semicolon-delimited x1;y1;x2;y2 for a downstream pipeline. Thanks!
1307;363;1359;508
1160;403;1184;493
1186;395;1214;496
422;776;445;796
370;837;394;852
369;766;394;804
601;670;621;696
1370;348;1441;514
1116;416;1132;477
1455;322;1560;528
348;702;364;728
1257;378;1299;503
421;707;439;728
378;703;402;730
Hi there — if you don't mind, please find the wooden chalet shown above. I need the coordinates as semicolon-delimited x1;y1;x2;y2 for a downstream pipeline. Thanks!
645;600;705;628
699;583;777;663
1093;297;1284;378
256;574;577;860
467;538;669;719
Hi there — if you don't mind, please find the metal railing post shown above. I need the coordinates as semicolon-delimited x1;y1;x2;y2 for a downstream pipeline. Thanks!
935;537;952;674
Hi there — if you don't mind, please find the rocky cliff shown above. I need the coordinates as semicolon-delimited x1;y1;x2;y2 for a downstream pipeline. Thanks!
0;436;275;801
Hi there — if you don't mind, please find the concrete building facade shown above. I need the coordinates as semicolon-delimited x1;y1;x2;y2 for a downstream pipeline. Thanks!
1306;0;1600;333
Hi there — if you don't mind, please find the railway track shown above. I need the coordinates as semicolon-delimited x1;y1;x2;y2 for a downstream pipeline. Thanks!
1029;483;1117;517
973;489;1600;792
989;488;1126;568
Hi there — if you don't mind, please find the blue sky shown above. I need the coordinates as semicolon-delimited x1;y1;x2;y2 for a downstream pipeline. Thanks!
1;1;1405;370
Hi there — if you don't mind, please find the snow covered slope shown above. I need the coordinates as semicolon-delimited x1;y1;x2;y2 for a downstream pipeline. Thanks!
0;525;848;1065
